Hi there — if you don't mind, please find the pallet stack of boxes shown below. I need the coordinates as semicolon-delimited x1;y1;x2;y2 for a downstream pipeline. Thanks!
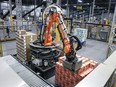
74;28;88;44
16;30;37;62
55;55;98;87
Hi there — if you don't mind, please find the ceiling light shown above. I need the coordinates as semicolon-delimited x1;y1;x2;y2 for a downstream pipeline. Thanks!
78;0;82;3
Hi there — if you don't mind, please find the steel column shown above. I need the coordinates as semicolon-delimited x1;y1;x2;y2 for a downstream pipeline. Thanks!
34;0;36;20
9;0;12;16
107;0;111;19
101;10;104;20
57;0;61;6
16;0;22;30
66;0;69;18
107;5;116;58
91;0;95;21
89;6;92;22
9;0;14;32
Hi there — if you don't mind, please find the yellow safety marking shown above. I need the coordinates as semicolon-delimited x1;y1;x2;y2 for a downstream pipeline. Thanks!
114;80;116;87
0;42;3;57
10;16;14;32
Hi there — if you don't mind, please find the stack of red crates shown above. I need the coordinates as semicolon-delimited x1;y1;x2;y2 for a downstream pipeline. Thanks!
55;55;98;87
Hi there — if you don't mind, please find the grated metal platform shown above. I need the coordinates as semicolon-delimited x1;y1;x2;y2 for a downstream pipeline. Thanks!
2;55;54;87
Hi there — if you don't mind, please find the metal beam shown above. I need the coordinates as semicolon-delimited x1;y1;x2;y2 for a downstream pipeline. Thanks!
22;2;43;18
61;3;90;7
12;1;44;19
2;4;16;19
61;2;116;7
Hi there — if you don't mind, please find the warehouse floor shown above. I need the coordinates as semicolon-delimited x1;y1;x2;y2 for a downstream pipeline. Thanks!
78;39;107;63
1;39;108;63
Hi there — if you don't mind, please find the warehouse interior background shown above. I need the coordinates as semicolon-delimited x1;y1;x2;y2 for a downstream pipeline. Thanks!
0;0;116;87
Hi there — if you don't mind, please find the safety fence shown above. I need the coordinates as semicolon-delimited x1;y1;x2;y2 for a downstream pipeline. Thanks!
73;22;111;42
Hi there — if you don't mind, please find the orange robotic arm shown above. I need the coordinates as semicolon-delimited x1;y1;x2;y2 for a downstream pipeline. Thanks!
43;11;71;54
40;5;82;71
41;5;82;63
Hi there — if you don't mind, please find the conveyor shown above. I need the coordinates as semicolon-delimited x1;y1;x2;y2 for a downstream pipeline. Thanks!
0;55;54;87
0;59;29;87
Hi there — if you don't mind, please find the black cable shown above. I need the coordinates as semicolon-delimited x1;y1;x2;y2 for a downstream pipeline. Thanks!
70;35;82;51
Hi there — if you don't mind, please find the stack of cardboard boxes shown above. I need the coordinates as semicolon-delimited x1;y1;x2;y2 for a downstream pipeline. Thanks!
74;28;88;43
55;55;97;87
16;30;37;62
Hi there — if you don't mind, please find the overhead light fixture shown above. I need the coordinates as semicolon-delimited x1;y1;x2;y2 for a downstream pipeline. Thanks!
78;0;82;3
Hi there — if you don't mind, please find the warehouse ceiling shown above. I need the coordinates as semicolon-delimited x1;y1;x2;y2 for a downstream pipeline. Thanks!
0;0;115;19
61;0;115;12
0;0;115;12
0;0;115;8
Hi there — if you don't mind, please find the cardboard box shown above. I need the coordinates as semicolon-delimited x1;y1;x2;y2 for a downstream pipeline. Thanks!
17;30;26;35
16;31;37;62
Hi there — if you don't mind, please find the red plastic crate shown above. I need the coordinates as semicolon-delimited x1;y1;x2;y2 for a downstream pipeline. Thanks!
55;55;98;87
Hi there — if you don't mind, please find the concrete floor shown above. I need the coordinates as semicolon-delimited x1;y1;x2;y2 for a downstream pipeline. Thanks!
0;30;16;40
78;39;108;63
2;41;16;56
1;39;108;63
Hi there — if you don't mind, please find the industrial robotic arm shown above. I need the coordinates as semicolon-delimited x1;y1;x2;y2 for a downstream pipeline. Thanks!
41;5;82;71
